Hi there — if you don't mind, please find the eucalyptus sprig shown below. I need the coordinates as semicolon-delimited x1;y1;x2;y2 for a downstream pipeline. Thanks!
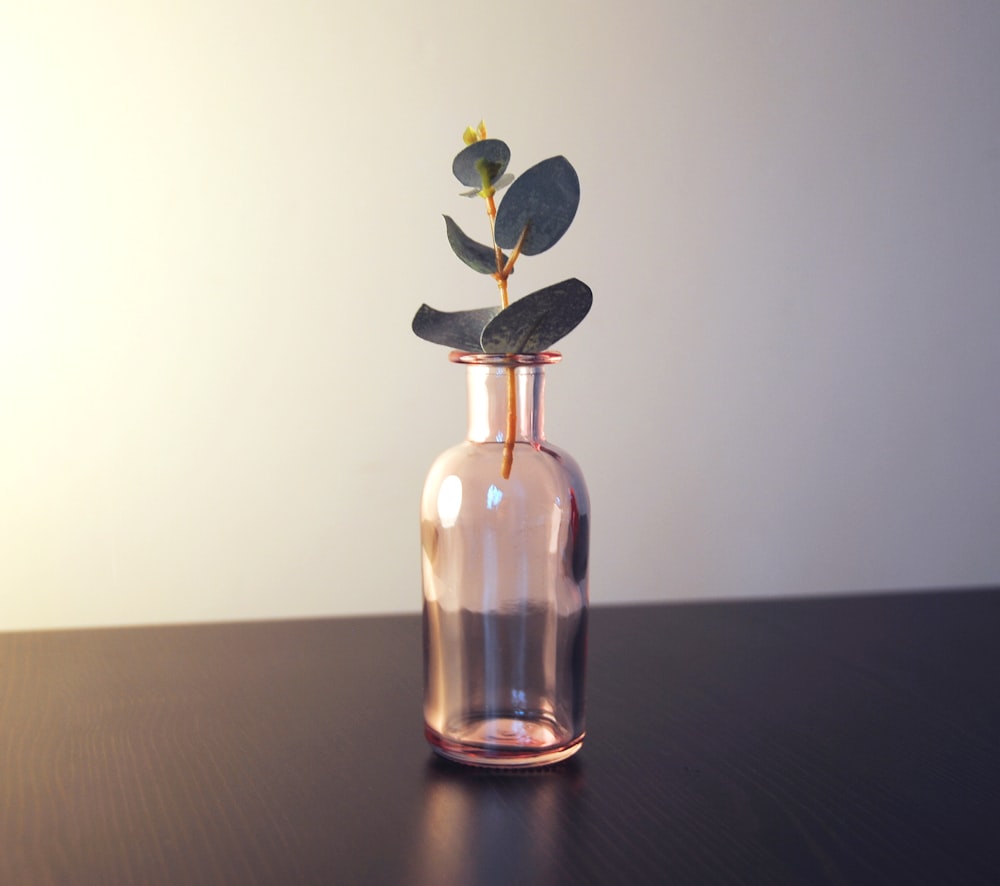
413;122;592;354
413;122;592;477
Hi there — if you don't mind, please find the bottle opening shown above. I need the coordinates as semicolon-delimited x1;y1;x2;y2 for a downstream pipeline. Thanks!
449;351;562;367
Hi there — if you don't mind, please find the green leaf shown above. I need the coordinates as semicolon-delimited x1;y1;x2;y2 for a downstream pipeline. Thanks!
480;278;592;353
412;303;501;352
452;139;511;189
460;172;514;198
494;156;579;256
443;216;506;274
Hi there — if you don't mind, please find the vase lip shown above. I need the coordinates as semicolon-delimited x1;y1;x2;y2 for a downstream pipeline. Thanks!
449;350;562;367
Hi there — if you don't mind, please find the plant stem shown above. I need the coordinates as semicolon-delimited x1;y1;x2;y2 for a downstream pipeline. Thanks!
485;193;509;308
502;224;529;278
484;191;516;478
497;225;529;479
501;368;516;479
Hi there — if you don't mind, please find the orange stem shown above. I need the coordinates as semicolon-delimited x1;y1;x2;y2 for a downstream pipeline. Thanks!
484;181;519;478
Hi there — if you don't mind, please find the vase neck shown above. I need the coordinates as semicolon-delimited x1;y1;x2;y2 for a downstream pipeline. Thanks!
465;364;548;444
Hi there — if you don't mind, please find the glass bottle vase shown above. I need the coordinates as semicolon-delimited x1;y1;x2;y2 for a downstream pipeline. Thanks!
420;351;589;767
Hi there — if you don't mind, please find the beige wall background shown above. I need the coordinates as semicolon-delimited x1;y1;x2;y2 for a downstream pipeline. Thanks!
2;1;999;630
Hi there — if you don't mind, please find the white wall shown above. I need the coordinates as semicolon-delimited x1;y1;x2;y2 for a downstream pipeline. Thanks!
2;1;998;630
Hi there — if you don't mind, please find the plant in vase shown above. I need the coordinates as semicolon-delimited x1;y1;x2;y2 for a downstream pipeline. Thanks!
413;123;592;768
412;120;592;478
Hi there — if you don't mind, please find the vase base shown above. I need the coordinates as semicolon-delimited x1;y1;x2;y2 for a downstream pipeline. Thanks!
425;721;584;768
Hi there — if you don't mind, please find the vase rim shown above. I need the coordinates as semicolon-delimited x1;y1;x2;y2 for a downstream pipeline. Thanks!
449;350;562;366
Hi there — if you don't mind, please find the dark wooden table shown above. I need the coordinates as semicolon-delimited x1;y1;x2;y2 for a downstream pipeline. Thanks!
2;590;999;885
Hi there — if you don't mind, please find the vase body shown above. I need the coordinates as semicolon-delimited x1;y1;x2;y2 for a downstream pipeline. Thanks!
421;351;589;767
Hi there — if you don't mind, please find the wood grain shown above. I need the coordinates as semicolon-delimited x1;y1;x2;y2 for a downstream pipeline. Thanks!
2;591;999;885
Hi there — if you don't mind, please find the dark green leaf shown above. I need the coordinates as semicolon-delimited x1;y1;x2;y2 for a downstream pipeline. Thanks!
452;139;511;189
480;278;592;353
443;216;506;275
412;303;501;352
494;156;579;256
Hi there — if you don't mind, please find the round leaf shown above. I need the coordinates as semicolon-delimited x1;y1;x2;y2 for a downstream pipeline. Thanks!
480;278;592;353
412;303;501;352
443;216;506;275
494;156;580;256
452;139;511;189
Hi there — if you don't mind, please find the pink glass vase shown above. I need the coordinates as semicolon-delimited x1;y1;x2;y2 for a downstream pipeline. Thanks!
420;351;590;767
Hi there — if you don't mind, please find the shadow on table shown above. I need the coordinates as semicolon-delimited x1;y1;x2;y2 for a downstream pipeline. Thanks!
405;754;589;884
